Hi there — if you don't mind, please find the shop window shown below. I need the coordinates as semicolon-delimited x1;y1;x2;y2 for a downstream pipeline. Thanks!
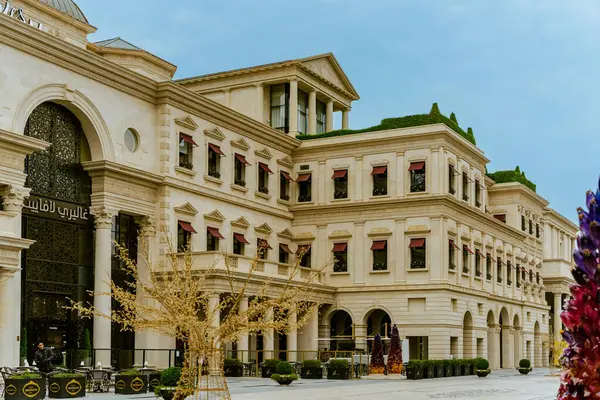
179;134;197;170
371;240;388;270
332;242;348;272
332;169;348;199
409;162;426;193
258;163;273;194
409;238;426;269
177;220;197;252
208;143;224;178
234;153;250;187
206;226;224;251
297;173;312;202
372;166;388;196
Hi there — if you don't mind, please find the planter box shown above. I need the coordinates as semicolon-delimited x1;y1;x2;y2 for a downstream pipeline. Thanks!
224;365;243;377
406;367;423;380
435;366;444;378
476;369;490;378
114;374;148;395
425;367;435;379
300;367;323;379
518;367;532;375
159;387;176;400
48;377;86;398
327;368;350;380
148;373;162;392
261;367;276;378
5;378;46;400
445;365;453;377
454;365;462;376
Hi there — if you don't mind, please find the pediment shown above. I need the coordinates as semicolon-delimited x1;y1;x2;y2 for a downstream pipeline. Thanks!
277;228;294;240
231;137;250;151
405;225;431;234
174;202;198;216
204;127;226;141
293;232;316;242
277;156;293;168
299;53;359;99
255;223;273;235
329;230;352;239
174;116;198;131
231;216;250;229
368;227;393;237
255;147;273;160
204;209;226;222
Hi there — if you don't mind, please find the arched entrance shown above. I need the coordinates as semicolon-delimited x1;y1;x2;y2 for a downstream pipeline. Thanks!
329;310;353;351
499;307;510;368
534;321;541;367
21;102;94;365
486;310;497;368
463;311;474;358
513;314;521;366
365;309;392;354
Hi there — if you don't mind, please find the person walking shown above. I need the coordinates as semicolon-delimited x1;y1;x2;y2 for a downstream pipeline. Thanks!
34;343;54;373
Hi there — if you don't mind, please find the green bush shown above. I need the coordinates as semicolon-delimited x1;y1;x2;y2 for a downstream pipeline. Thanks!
407;360;422;369
276;361;293;375
160;367;181;386
270;373;298;384
51;373;85;378
450;112;458;124
421;360;432;369
487;167;536;192
263;359;281;369
441;359;451;368
476;359;490;370
328;359;349;369
117;369;141;376
519;359;531;369
302;359;322;368
9;373;42;379
20;327;27;359
224;358;242;367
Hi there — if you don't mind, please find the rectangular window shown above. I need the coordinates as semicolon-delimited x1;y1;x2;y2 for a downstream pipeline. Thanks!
316;100;326;134
409;162;426;192
258;163;273;194
279;243;291;264
206;227;223;251
332;169;348;199
280;171;293;201
257;238;271;260
475;250;482;277
409;238;426;269
521;216;526;231
462;245;473;274
536;223;540;239
332;242;348;272
536;272;540;285
208;143;224;178
270;83;289;132
179;134;197;170
529;269;533;283
372;166;388;196
486;254;493;280
233;232;248;255
529;219;533;234
234;153;249;187
449;240;459;270
494;214;506;223
462;172;469;201
371;240;388;270
297;245;311;268
475;180;481;207
497;259;503;283
516;264;521;287
177;221;197;252
297;90;308;134
297;173;312;202
507;261;512;285
449;165;456;195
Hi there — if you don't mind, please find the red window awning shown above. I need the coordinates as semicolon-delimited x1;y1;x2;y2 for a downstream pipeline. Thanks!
489;254;496;262
180;134;198;147
233;232;249;244
408;162;425;171
296;173;311;183
409;238;426;248
208;143;225;156
281;171;295;182
371;166;387;176
296;245;311;254
235;153;250;166
206;226;224;239
178;221;197;234
259;162;273;174
258;239;272;250
279;243;292;254
332;243;348;252
449;240;460;250
464;245;474;255
331;170;348;179
371;240;387;251
476;249;485;258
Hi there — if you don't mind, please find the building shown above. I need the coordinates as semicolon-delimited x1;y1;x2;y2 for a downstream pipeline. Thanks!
0;0;575;370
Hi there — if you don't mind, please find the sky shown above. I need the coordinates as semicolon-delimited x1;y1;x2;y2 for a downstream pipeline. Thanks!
77;0;600;222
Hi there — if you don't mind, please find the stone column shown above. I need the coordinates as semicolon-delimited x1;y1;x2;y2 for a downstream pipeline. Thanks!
487;325;500;369
342;109;350;130
237;296;249;362
326;99;334;132
306;309;319;358
308;90;317;134
0;269;18;367
263;307;274;359
289;79;298;135
355;156;363;201
255;83;264;122
505;326;515;368
287;311;298;362
553;292;562;341
90;206;118;367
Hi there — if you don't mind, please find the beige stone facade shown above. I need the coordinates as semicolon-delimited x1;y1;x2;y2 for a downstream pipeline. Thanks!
0;0;573;370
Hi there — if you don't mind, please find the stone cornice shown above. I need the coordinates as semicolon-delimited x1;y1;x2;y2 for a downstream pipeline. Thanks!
487;182;549;208
87;43;177;76
0;128;50;154
542;207;578;233
82;160;163;187
19;0;97;33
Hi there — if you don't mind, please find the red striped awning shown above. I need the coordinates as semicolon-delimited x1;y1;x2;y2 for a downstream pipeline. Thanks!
296;245;311;254
296;173;311;182
233;232;249;244
180;134;198;147
178;221;197;234
475;249;485;258
371;241;387;251
449;240;460;250
408;162;425;171
489;254;497;262
206;226;224;239
464;245;474;255
371;166;387;175
332;243;348;252
235;153;250;165
279;243;292;254
281;171;294;182
332;170;348;179
259;162;273;174
208;143;225;156
409;238;426;248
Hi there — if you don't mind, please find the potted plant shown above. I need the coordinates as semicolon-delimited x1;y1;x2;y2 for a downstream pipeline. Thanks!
406;360;423;380
442;359;453;377
148;371;163;393
460;359;471;376
261;359;280;378
327;359;350;380
433;360;444;378
114;369;148;395
153;367;181;400
476;359;491;378
518;359;532;375
452;359;462;376
4;372;46;400
270;361;298;386
223;358;243;377
300;359;322;379
422;360;435;379
48;372;86;399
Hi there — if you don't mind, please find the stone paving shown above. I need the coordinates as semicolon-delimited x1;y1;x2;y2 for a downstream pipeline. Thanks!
82;369;559;400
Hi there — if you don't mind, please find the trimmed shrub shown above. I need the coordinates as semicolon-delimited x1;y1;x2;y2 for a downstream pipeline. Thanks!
450;112;458;124
160;367;181;386
224;358;242;367
407;360;422;369
276;361;293;375
302;359;322;368
519;359;531;369
263;359;281;369
430;103;441;116
118;369;141;376
9;372;42;379
328;359;349;369
476;359;490;370
487;167;536;192
51;373;85;378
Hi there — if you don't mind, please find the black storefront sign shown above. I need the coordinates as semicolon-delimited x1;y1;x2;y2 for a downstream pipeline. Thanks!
23;195;90;226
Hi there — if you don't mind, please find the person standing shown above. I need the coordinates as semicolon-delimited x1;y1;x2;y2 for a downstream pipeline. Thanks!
34;343;54;373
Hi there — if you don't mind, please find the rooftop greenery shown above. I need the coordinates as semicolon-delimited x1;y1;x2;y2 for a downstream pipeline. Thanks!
296;103;477;145
486;166;537;192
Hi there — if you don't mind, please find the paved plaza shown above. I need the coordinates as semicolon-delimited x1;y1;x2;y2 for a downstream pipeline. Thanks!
79;369;559;400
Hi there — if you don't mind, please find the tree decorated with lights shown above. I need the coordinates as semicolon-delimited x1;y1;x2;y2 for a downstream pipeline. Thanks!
557;181;600;399
386;325;402;374
370;333;385;374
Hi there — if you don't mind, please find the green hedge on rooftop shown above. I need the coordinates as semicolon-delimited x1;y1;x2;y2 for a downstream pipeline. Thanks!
296;103;477;145
486;166;537;192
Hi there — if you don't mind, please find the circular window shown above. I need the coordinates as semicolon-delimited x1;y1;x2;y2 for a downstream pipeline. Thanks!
124;128;139;152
